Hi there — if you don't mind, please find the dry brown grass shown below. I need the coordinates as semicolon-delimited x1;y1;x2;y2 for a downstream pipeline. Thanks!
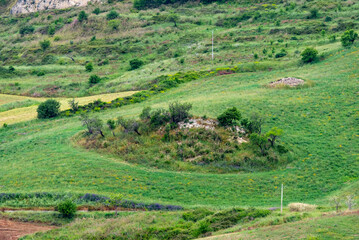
288;203;317;212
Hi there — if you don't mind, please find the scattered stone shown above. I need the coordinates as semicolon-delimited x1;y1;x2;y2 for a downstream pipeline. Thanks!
178;118;218;130
270;77;305;87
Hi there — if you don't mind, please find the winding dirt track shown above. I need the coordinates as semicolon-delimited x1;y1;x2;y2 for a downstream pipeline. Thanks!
0;219;54;240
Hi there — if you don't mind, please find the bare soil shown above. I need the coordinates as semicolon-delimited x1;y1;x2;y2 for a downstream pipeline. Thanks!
0;219;55;240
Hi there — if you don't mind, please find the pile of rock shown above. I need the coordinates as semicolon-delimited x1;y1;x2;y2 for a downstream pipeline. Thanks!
269;77;305;87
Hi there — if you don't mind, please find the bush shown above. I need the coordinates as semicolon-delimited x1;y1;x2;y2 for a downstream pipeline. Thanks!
85;62;94;72
288;203;317;212
89;74;101;84
93;7;100;15
129;59;144;70
57;200;77;218
39;40;51;51
150;108;170;127
107;10;119;20
301;48;318;63
78;11;88;22
341;29;358;47
308;8;319;19
19;25;34;35
37;99;60;119
217;107;241;126
169;101;192;123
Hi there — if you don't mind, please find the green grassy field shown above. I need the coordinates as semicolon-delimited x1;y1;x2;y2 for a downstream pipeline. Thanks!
0;46;358;208
203;213;359;240
0;0;359;238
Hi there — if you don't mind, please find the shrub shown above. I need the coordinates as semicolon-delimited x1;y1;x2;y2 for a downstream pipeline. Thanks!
3;123;7;128
108;19;121;30
169;101;192;123
39;40;51;51
19;25;34;35
89;74;101;84
68;99;79;112
107;10;119;20
308;8;319;19
8;66;15;72
275;51;286;58
301;47;318;63
140;107;152;120
37;99;60;119
217;107;241;126
78;11;88;22
341;29;358;47
150;108;170;127
288;203;317;212
57;200;77;218
93;7;100;15
47;24;55;35
129;59;144;70
85;62;94;72
182;208;214;222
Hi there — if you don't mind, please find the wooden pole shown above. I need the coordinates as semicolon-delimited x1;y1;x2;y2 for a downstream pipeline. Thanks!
212;30;214;61
281;183;284;213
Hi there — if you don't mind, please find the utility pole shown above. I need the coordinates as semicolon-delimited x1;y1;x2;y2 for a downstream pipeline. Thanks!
281;183;284;213
212;30;214;61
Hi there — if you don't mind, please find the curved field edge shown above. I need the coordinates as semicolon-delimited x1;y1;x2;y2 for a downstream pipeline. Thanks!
0;91;137;125
0;48;358;208
199;212;359;240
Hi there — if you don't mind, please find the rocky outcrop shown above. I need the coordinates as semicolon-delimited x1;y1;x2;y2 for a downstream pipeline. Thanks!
10;0;96;14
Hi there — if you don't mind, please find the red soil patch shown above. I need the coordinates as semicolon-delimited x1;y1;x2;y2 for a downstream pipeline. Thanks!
0;219;54;240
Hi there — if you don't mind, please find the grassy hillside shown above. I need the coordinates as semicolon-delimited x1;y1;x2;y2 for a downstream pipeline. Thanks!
0;0;358;238
0;46;358;208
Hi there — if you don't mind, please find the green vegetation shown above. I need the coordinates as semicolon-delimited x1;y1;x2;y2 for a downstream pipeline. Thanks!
301;48;319;63
57;200;77;218
0;0;358;238
37;99;60;119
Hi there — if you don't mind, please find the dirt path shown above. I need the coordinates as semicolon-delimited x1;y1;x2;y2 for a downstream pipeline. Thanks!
0;219;55;240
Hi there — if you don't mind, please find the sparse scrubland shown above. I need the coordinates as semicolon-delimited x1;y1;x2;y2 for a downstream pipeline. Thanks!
0;0;358;238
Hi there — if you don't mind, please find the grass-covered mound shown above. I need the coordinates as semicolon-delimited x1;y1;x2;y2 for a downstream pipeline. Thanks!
77;103;292;173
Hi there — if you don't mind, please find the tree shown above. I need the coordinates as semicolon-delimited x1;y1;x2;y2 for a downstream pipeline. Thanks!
68;98;79;113
250;133;268;156
78;11;88;22
118;117;141;135
266;127;283;147
80;115;105;137
85;62;94;72
39;40;51;51
106;193;123;216
217;107;241;127
107;119;116;136
37;99;60;119
345;195;356;210
341;29;358;47
330;196;341;212
106;10;119;20
167;13;179;27
129;59;144;70
169;101;192;123
301;48;318;63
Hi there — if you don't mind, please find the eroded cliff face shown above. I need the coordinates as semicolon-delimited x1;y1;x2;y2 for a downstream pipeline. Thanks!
10;0;96;14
